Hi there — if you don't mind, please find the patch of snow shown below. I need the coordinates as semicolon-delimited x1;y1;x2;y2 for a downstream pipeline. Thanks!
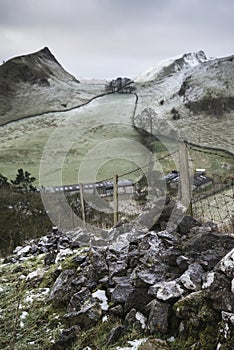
202;272;215;289
116;338;147;350
150;280;185;301
222;311;234;326
26;268;45;281
13;246;23;254
231;278;234;294
183;51;208;67
20;311;28;328
135;311;147;329
24;288;50;304
19;274;27;280
24;293;35;304
13;245;31;256
0;287;4;292
19;256;34;262
218;248;234;277
167;336;176;342
102;315;108;322
92;289;108;311
55;248;74;263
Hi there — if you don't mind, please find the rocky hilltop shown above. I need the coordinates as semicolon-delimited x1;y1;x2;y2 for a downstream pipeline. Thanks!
1;201;234;349
0;47;79;88
135;50;208;83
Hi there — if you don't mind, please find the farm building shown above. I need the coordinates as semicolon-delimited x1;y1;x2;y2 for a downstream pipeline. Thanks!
164;170;213;190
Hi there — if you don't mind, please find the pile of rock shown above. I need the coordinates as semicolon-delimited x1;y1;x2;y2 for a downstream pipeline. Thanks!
3;211;234;349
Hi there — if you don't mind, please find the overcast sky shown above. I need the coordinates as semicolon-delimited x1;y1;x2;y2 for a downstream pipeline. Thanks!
0;0;233;79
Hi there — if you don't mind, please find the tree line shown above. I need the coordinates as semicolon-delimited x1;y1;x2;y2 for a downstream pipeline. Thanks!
0;169;51;257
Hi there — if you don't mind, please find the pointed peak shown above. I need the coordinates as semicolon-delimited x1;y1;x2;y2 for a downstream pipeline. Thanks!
32;47;60;64
135;50;209;83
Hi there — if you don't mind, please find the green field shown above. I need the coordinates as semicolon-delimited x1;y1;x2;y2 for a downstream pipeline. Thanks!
1;93;233;189
0;94;156;186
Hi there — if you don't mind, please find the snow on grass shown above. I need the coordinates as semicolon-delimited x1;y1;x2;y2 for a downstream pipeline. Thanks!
24;288;50;304
20;311;28;328
0;93;149;186
116;338;147;350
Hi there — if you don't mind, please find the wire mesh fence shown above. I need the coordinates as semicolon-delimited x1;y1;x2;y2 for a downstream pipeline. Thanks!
71;143;234;233
191;174;234;232
186;144;234;232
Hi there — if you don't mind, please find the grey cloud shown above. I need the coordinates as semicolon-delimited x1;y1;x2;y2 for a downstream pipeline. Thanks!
0;0;233;78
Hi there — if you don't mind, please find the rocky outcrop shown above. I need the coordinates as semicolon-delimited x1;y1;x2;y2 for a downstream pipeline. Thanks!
2;211;234;349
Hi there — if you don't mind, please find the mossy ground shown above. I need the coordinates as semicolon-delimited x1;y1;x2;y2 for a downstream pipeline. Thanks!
0;255;63;350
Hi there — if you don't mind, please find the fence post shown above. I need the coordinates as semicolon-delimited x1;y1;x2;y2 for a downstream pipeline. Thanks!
179;141;193;215
79;183;86;223
113;175;119;225
71;208;75;229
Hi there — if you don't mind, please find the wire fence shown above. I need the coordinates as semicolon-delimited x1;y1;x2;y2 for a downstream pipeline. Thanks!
191;174;234;232
71;142;234;233
186;143;234;232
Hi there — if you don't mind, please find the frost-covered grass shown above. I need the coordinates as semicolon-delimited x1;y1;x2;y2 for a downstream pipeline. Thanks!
135;56;234;154
0;255;62;350
0;252;147;350
0;71;106;125
0;94;153;186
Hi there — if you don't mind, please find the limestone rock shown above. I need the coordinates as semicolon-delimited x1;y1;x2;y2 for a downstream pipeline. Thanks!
68;287;92;312
147;299;170;333
202;272;234;312
64;301;102;329
124;287;153;316
178;215;200;234
124;308;147;330
106;325;125;345
180;263;204;291
50;325;80;350
111;277;133;304
149;279;185;301
49;269;76;306
216;248;234;278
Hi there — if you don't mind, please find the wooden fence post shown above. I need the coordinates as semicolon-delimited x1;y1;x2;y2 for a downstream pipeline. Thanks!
71;208;75;229
179;142;193;215
79;183;86;223
113;175;119;225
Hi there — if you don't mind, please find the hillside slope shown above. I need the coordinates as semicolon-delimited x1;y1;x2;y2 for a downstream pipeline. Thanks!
134;53;234;153
0;47;105;124
135;50;208;83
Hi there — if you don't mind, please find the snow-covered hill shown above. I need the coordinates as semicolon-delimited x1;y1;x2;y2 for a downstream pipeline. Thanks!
135;50;208;83
0;48;234;151
134;52;234;153
0;47;105;124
